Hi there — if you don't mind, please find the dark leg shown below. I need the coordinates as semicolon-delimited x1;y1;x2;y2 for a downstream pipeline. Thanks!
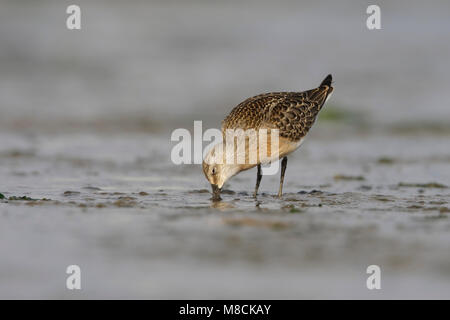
278;157;288;198
253;164;262;198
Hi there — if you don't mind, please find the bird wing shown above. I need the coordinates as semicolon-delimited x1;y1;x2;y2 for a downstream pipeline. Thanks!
263;86;331;141
222;85;332;141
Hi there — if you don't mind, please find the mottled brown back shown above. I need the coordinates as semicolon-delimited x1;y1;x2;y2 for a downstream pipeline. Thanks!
222;75;333;141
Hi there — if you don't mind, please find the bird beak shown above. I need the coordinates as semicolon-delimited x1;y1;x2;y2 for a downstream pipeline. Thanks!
211;184;222;201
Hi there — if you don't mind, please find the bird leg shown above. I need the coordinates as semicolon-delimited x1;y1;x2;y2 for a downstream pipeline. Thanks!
278;157;288;198
253;164;262;198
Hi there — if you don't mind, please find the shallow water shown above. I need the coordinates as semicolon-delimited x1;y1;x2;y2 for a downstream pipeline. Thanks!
1;0;450;299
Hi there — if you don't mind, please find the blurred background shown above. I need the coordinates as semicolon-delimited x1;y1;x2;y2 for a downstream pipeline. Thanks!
0;0;449;299
2;0;450;131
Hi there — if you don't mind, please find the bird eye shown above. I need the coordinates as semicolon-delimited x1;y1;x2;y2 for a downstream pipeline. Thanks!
211;168;216;175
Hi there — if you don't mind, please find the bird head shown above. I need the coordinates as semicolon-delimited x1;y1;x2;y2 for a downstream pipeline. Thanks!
202;142;241;201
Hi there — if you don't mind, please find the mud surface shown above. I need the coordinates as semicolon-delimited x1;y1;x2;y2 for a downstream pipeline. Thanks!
1;132;449;299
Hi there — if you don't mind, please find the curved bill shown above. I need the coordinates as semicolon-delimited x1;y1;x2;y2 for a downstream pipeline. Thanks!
211;184;222;201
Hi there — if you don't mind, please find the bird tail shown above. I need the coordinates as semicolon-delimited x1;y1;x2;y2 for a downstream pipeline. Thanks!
320;74;333;88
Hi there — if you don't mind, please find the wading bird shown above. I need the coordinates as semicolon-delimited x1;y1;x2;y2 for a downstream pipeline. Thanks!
203;74;334;200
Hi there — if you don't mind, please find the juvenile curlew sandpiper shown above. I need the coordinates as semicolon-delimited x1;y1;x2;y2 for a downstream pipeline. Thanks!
203;74;334;200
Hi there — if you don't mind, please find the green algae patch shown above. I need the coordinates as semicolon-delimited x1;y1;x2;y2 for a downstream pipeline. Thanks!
63;191;81;196
398;182;447;189
113;197;138;208
8;196;38;201
373;195;394;202
439;207;450;213
334;174;365;181
5;195;52;202
318;106;363;123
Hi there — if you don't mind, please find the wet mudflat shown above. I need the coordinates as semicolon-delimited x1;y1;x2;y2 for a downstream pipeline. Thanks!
1;129;449;299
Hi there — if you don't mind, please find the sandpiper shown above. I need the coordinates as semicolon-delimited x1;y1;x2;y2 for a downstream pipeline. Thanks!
203;74;334;200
